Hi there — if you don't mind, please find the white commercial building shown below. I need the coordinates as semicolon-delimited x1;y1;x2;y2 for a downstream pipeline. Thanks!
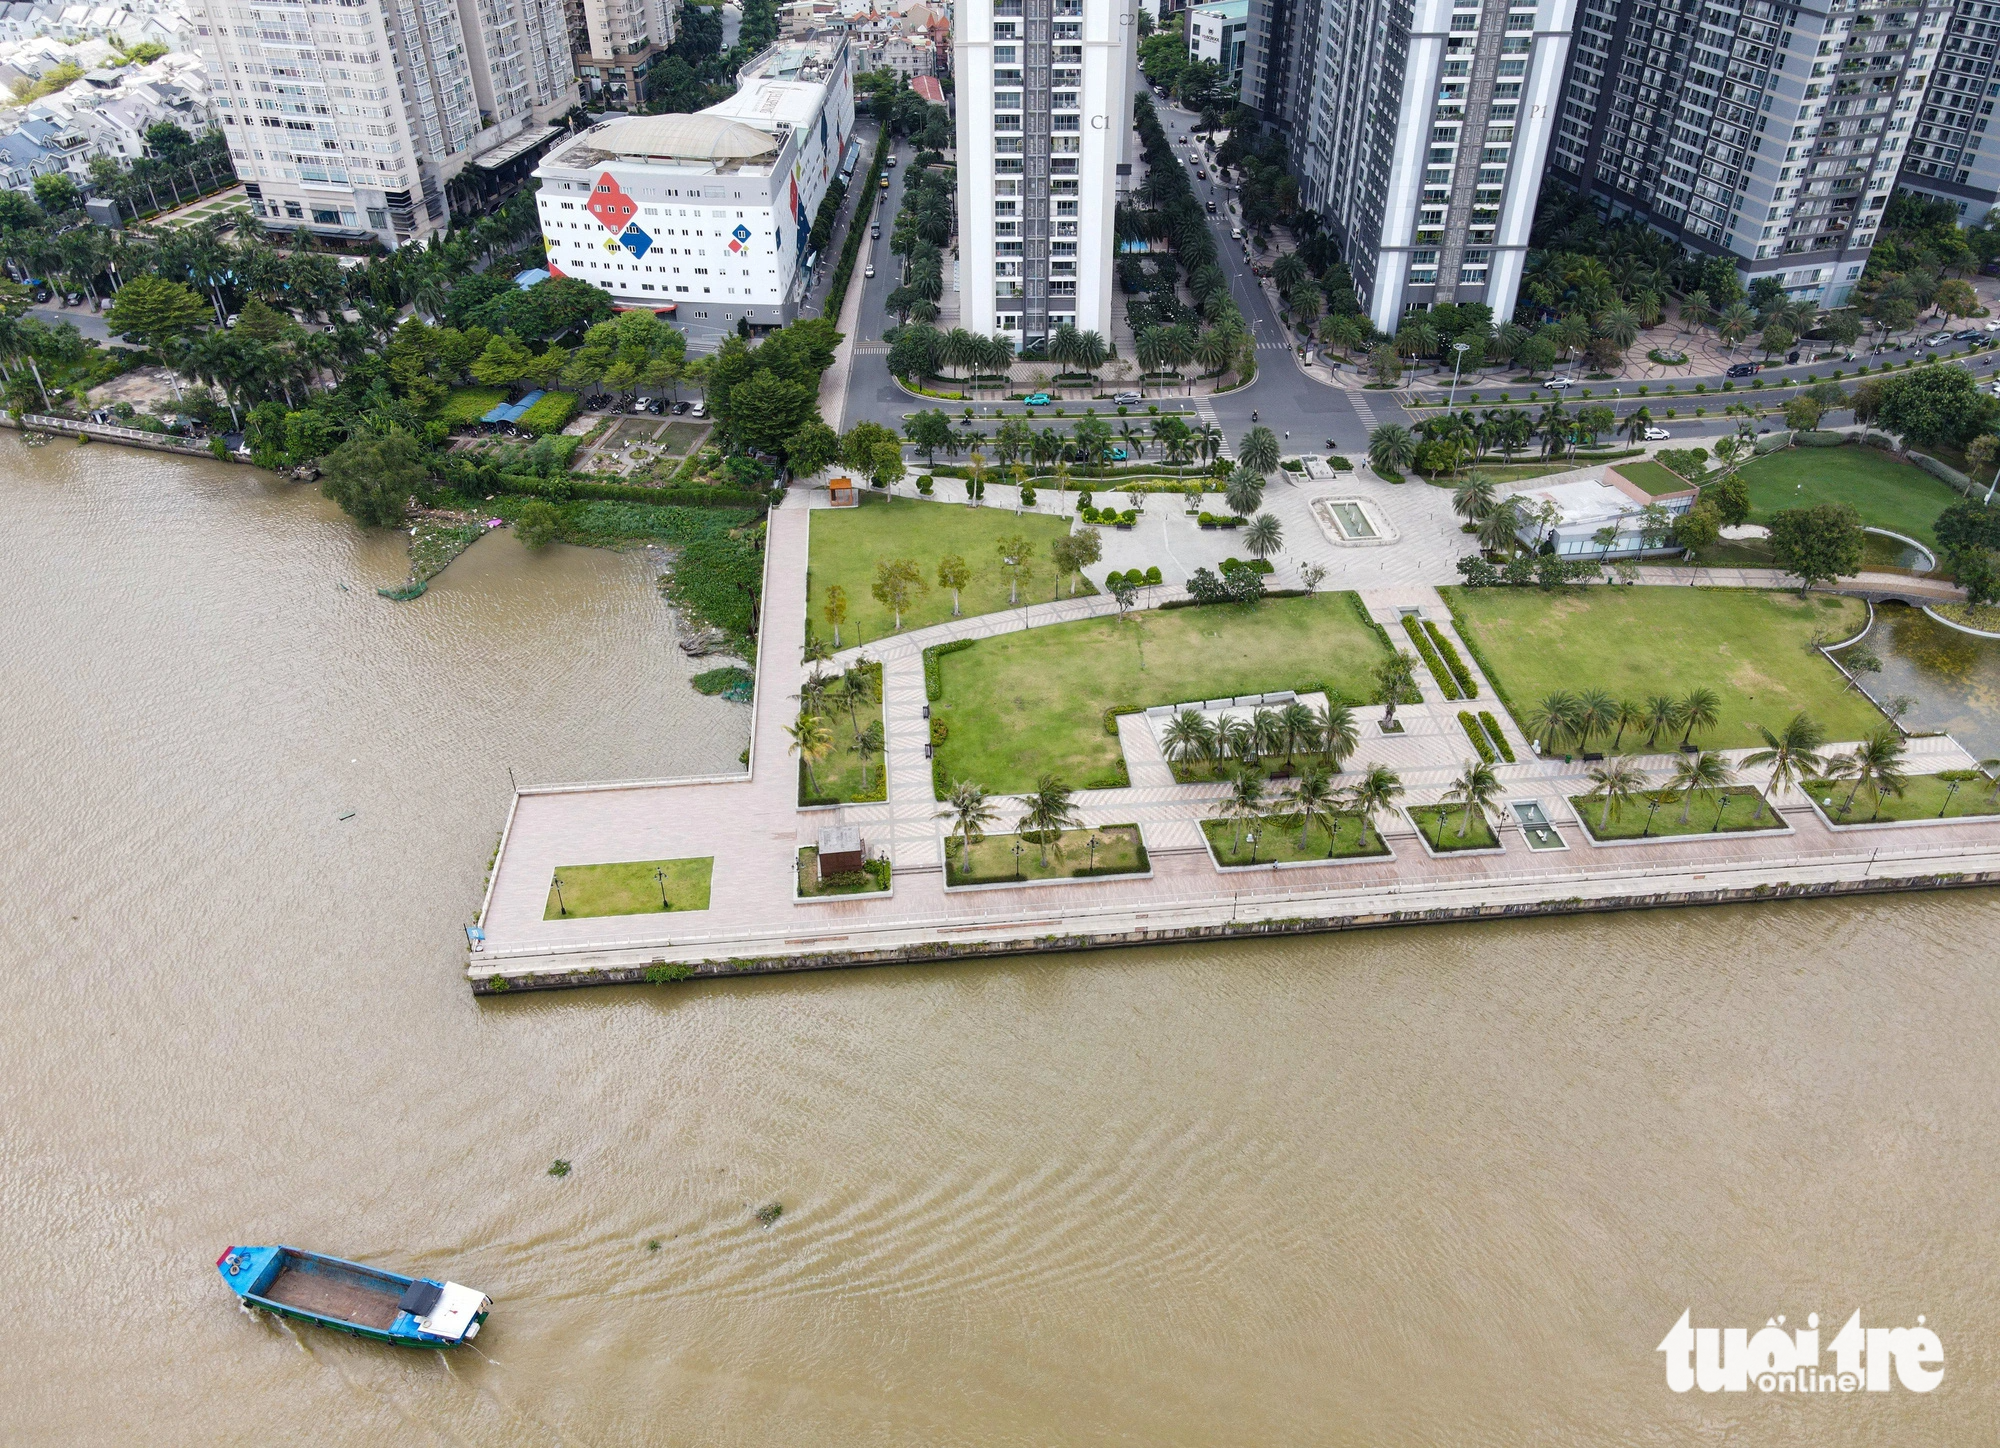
955;0;1136;346
1185;0;1247;79
533;36;854;326
194;0;575;247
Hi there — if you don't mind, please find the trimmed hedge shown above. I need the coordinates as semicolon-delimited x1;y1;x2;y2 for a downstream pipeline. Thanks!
1478;710;1516;763
490;469;767;509
924;636;974;700
438;386;509;426
1458;710;1495;764
1423;619;1477;697
1911;451;1979;499
517;390;581;436
1403;615;1462;701
1795;429;1849;446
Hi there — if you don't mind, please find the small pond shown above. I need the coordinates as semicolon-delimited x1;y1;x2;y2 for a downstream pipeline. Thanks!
1865;603;2000;761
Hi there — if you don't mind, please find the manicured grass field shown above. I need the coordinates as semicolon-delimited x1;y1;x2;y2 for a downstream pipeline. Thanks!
546;857;712;918
1735;445;1962;546
1614;459;1696;496
800;662;886;805
1568;787;1783;840
1201;813;1389;865
1701;530;1929;572
808;492;1091;643
1445;586;1881;749
795;847;891;897
1809;771;2000;824
932;593;1399;794
1407;804;1502;850
945;824;1146;884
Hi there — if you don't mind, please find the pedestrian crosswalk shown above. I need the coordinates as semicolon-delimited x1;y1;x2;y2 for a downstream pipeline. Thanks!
1254;340;1289;352
1349;390;1379;428
1194;399;1235;459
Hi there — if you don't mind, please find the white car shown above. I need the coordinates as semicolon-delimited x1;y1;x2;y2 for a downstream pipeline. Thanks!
690;400;706;419
1642;426;1670;441
864;264;875;278
1927;333;1955;348
1546;376;1574;389
1986;320;2000;332
1230;226;1243;239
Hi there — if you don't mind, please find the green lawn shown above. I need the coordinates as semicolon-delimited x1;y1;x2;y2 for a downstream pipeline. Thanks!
1809;772;2000;824
1735;446;1963;547
945;824;1146;884
546;857;712;918
1614;459;1697;496
1569;787;1784;840
1407;804;1503;851
801;662;886;805
1701;531;1930;572
795;847;892;897
932;593;1399;794
1446;586;1882;750
1201;813;1390;865
808;492;1091;644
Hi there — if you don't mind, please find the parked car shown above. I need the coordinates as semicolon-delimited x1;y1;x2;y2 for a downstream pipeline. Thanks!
690;400;707;418
1725;362;1761;377
645;398;665;414
1985;319;2000;332
865;264;875;278
1113;390;1142;405
1024;392;1051;406
880;176;890;190
1642;426;1670;441
871;224;880;238
1927;333;1955;348
1956;329;1982;341
673;400;692;415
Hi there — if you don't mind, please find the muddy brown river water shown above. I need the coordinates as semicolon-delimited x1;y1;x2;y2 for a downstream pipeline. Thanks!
3;445;1995;1444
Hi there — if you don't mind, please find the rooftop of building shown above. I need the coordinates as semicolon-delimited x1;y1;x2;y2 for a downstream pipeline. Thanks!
1187;0;1249;16
543;112;784;173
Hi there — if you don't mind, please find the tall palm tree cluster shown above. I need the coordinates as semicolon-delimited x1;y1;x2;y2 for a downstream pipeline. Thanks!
1526;687;1721;757
1160;699;1356;780
885;324;1016;386
1118;93;1252;388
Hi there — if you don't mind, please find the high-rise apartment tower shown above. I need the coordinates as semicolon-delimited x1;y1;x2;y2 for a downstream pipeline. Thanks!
1272;0;1575;329
1892;0;2000;219
198;0;577;248
956;0;1137;343
1554;0;1938;305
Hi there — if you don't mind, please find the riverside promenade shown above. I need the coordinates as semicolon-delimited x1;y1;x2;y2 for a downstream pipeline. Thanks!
470;494;2000;994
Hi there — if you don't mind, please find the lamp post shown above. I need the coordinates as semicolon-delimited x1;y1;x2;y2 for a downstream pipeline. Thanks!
655;866;670;909
1447;341;1470;409
1012;841;1025;879
1087;833;1099;871
552;873;568;916
1246;828;1259;864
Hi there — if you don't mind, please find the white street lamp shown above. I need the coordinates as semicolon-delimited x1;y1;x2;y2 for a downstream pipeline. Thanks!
1447;341;1471;409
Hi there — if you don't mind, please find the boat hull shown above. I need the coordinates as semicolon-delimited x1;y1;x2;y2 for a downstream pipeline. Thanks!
217;1246;489;1347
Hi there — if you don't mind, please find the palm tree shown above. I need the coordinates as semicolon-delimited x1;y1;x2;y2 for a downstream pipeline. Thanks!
1017;773;1083;865
1607;698;1645;751
838;659;878;747
1349;763;1404;848
1224;465;1265;518
1583;758;1647;833
1440;760;1502;841
1641;693;1684;749
1476;497;1524;555
1376;653;1418;724
1677;687;1721;748
1833;729;1909;820
1191;421;1224;465
1244;512;1283;562
1572;689;1619;751
1288;765;1341;851
1314;700;1360;770
1162;707;1217;775
1620;406;1655;447
1741;712;1827;820
1218;715;1256;766
1368;423;1416;473
1525;690;1582;755
1239;425;1281;475
936;779;1000;872
1251;707;1287;762
1452;475;1497;524
1222;766;1267;855
787;711;834;797
1668;750;1734;825
1277;701;1319;765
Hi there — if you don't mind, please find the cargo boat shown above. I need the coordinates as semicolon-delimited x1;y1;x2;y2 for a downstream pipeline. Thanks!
216;1246;490;1346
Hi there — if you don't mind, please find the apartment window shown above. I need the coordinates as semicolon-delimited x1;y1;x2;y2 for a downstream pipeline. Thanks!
1411;249;1438;264
1460;266;1488;283
1450;14;1478;29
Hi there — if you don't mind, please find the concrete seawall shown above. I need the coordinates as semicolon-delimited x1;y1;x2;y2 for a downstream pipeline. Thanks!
469;864;2000;995
7;413;241;461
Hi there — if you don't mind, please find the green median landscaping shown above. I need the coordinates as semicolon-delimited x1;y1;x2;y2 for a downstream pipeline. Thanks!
1568;787;1784;840
1407;805;1502;851
1200;813;1390;865
546;857;712;918
945;824;1147;885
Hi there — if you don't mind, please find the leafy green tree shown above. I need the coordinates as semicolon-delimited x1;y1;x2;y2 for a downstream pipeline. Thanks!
104;275;210;345
318;430;424;527
1238;424;1281;475
515;499;562;549
727;371;819;457
1768;502;1865;592
283;409;336;462
1703;472;1751;526
903;408;954;463
1672;500;1722;557
1874;365;1997;448
469;333;536;386
871;556;926;629
1783;395;1824;431
937;553;970;613
32;171;78;214
783;417;840;477
1368;423;1416;472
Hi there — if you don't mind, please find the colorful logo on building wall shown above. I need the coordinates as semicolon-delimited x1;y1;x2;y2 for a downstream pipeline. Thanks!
587;171;635;231
621;223;653;259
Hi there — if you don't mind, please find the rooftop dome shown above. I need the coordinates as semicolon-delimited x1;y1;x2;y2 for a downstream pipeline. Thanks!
589;113;780;161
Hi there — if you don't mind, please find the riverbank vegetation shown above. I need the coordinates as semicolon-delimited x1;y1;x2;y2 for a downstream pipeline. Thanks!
1445;587;1882;749
929;593;1396;793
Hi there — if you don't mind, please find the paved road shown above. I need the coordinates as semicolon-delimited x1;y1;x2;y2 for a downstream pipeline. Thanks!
29;303;113;343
